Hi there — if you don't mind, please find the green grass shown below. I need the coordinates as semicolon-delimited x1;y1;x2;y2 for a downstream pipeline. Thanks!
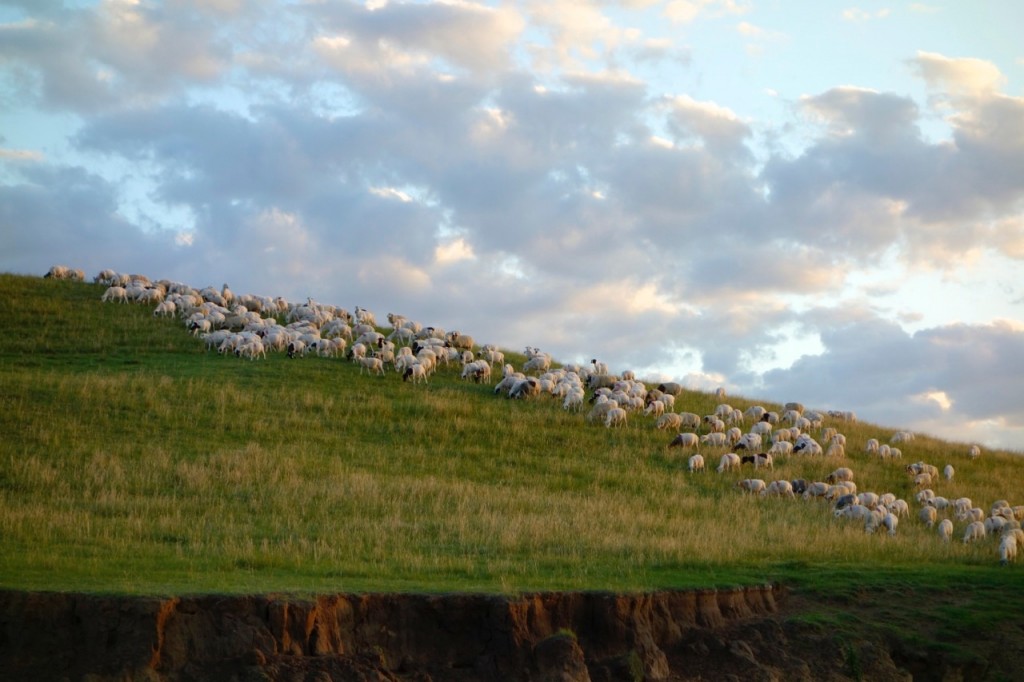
0;272;1021;624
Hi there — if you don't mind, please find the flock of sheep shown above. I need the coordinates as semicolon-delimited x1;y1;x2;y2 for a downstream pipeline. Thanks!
55;264;1020;567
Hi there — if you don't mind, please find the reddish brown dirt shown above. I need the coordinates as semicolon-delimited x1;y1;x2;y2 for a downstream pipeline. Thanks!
0;585;1011;680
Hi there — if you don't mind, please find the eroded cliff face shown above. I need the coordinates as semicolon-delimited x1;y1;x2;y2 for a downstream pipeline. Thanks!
0;584;929;681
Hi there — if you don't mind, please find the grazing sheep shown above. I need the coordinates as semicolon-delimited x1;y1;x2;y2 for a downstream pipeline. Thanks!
604;407;628;428
768;440;794;457
656;413;684;431
762;480;795;498
734;433;762;451
402;363;429;384
657;382;683;397
716;453;741;473
1000;533;1018;565
919;506;938;529
802;481;830;500
644;400;666;418
963;521;986;544
509;377;542;400
790;479;809;496
826;467;854;485
677;412;702;431
937;519;954;542
700;432;728;448
738;478;767;495
669;433;700;449
889;499;910;518
835;504;872;523
687;454;705;473
358;356;385;376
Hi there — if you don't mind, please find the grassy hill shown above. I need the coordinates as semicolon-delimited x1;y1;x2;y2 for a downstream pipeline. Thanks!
1;272;1020;609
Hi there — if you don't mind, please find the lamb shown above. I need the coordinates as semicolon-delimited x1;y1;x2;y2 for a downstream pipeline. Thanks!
669;433;700;449
963;521;987;544
937;518;954;542
716;452;741;473
687;454;705;473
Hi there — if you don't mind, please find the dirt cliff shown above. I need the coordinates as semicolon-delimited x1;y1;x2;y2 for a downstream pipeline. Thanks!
0;584;990;680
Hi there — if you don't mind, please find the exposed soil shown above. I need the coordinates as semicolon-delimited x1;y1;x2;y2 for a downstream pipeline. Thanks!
1;585;1020;681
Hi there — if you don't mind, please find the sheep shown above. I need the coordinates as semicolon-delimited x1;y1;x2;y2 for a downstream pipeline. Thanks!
725;426;743;445
643;400;666;418
687;454;705;473
460;360;491;383
802;481;830;500
968;445;982;459
937;518;954;542
1000;534;1018;565
768;440;793;457
784;401;804;414
865;438;880;454
734;433;762;451
790;479;808;496
858;492;880;510
669;433;699;449
835;504;872;523
943;464;955;481
792;435;822;456
738;478;766;495
880;512;899;536
562;388;585;412
963;521;986;544
825;467;854;484
656;413;683;431
358;356;385;376
101;286;129;303
750;421;773;438
746;452;773;470
402;362;429;384
888;499;910;518
919;506;938;529
985;516;1008;535
762;480;795;498
509;377;542;400
716;453;741;473
744;405;767;422
657;382;683;397
700;432;728;448
677;412;702;431
891;430;915;444
591;358;609;375
604;407;628;428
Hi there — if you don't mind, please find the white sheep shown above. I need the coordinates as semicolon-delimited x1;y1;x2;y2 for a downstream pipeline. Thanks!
737;478;766;494
687;454;705;473
937;518;953;542
768;441;793;457
643;400;666;418
962;521;986;544
402;362;429;384
604;407;628;428
716;452;741;473
700;432;728;448
735;432;762;452
802;481;830;500
826;467;854;484
677;412;702;431
669;432;700;449
919;506;938;529
101;286;129;303
656;413;683;431
968;445;982;459
943;464;955;481
1000;533;1018;565
358;356;385;376
762;480;795;498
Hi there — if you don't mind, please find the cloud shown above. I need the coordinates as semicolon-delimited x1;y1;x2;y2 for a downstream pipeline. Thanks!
911;51;1006;97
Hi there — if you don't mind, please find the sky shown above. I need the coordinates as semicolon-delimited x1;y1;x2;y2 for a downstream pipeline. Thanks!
1;0;1023;452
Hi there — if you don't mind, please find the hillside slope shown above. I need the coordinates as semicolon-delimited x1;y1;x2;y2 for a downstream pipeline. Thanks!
1;272;1023;679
